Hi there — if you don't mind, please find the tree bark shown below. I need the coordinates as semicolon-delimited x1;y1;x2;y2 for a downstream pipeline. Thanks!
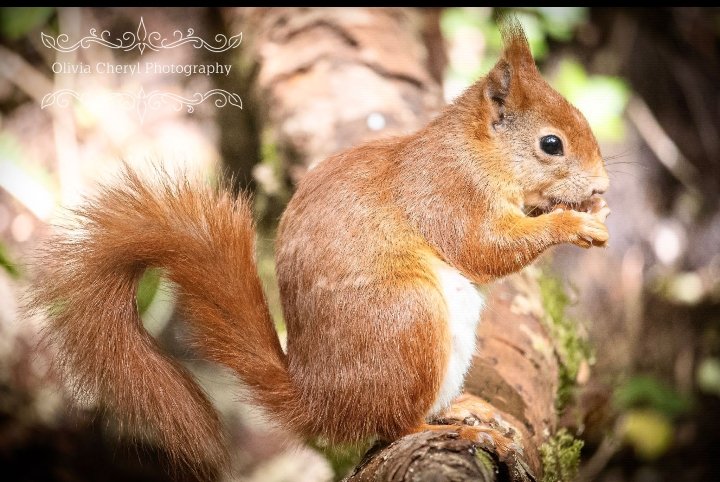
232;7;564;481
232;7;443;183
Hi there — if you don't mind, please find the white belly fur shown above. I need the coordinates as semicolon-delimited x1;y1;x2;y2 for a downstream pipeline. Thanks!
429;264;485;416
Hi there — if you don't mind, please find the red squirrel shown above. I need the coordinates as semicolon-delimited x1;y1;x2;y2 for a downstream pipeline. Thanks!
28;21;609;476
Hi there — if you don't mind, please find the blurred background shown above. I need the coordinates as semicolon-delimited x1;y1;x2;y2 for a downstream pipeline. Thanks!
0;7;719;482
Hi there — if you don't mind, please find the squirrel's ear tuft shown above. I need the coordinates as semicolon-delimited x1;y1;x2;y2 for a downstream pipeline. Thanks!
484;16;537;128
499;16;536;73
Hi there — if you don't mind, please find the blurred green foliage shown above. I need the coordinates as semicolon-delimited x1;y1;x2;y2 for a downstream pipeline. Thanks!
0;7;54;40
614;375;693;460
136;267;162;316
253;145;287;227
441;8;587;78
136;267;176;339
696;357;720;397
256;228;285;335
538;272;592;411
253;134;283;223
440;7;629;141
0;241;19;278
0;132;57;197
0;133;24;162
552;60;630;141
621;409;674;460
614;375;692;418
530;7;588;42
539;428;584;482
655;271;706;306
310;439;372;481
254;134;290;333
440;7;494;83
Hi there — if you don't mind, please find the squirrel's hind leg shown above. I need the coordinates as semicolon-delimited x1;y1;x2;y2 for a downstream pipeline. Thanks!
413;394;520;462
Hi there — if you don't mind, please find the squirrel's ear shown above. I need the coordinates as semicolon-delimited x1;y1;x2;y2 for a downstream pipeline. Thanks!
485;59;511;128
484;18;537;128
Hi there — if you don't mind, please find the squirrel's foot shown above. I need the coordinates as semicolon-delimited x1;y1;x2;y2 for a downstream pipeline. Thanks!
435;394;514;437
414;423;519;462
423;394;520;460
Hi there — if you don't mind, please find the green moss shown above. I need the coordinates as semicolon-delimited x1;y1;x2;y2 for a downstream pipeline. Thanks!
252;131;292;332
474;447;498;475
253;131;291;229
540;428;584;482
538;272;592;411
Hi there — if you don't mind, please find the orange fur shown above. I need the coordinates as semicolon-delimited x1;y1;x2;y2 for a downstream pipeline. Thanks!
27;168;303;477
26;19;609;476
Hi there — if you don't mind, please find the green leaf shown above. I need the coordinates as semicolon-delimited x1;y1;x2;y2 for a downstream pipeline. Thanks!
0;7;54;40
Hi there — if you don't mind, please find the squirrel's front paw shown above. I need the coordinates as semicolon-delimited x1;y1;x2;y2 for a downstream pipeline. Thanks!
549;195;610;248
566;210;609;248
588;196;611;223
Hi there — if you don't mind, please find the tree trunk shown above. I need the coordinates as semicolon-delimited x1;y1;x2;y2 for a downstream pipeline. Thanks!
232;7;443;183
232;7;566;481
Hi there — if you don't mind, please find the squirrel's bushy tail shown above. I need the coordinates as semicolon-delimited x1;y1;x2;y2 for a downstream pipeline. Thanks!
27;166;298;476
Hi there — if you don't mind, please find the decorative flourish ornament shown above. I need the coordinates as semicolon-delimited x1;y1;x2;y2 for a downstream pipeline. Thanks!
41;17;242;55
41;88;242;123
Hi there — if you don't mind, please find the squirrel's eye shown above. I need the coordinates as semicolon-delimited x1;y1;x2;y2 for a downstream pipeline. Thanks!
540;135;564;156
